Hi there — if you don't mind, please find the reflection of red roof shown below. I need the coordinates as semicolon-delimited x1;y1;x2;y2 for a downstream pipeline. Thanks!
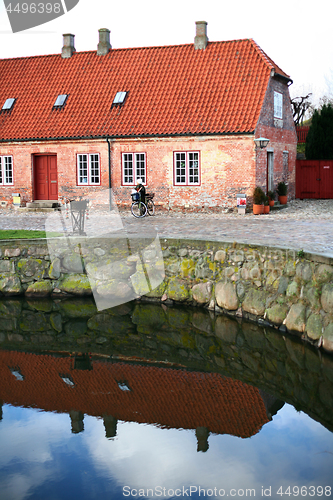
0;350;269;438
0;39;290;141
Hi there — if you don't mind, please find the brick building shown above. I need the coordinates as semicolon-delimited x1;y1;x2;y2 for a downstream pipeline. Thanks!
0;22;297;209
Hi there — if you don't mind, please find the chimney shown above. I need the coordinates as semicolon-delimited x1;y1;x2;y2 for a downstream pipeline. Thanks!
97;28;112;56
62;33;76;58
194;21;208;50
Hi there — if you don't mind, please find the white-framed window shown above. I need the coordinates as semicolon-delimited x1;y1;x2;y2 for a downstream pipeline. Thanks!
77;153;100;185
274;91;283;119
0;156;14;185
174;151;200;185
122;153;146;185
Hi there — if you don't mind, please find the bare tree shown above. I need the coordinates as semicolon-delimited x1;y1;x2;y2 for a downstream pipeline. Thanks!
290;93;313;126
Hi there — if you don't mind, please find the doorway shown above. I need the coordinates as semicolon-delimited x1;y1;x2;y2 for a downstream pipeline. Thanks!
34;155;58;200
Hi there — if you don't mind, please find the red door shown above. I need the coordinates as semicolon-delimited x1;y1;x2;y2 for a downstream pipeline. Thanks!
296;160;333;199
319;161;333;198
34;155;58;200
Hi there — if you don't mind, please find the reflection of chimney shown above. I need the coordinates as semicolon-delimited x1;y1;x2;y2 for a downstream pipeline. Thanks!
195;427;209;452
103;415;118;438
70;410;84;433
259;390;285;421
62;34;76;59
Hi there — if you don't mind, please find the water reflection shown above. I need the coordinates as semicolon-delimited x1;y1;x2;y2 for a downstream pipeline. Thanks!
0;298;333;499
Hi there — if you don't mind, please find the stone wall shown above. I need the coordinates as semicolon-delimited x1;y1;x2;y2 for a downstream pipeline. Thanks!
0;237;333;355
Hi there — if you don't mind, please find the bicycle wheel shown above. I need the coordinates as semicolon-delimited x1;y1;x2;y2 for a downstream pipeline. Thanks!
146;199;155;216
131;201;147;218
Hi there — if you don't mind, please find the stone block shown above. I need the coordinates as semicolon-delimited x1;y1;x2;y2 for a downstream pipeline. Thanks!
321;283;333;313
285;303;306;333
242;287;266;316
305;313;323;340
215;281;238;310
266;304;289;325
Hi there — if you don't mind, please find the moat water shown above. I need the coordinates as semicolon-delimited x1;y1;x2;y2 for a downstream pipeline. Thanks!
0;298;333;500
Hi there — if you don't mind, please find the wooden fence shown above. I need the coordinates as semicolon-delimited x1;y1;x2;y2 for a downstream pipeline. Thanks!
296;126;310;144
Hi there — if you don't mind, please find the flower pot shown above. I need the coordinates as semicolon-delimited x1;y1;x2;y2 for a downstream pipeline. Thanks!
263;205;270;214
278;195;287;205
253;204;264;215
268;200;274;207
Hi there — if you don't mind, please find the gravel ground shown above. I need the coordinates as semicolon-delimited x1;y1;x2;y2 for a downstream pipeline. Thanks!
1;199;333;257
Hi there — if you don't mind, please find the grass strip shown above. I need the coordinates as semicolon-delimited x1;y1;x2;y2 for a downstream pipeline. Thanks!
0;230;62;239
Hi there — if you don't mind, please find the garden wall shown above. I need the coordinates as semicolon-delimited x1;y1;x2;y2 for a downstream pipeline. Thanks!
0;237;333;355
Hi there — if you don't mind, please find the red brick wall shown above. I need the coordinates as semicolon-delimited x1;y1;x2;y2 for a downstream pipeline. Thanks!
0;135;258;210
112;136;256;209
255;76;297;199
1;111;295;210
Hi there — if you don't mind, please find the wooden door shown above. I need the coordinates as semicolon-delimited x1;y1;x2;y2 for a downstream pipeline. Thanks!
34;155;58;200
319;161;333;199
296;159;333;199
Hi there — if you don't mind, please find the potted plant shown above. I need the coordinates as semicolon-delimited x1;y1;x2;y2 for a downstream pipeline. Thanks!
267;190;275;207
252;186;265;215
263;195;270;214
277;182;287;205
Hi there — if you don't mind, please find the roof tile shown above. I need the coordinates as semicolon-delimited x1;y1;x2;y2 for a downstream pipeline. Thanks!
0;39;290;141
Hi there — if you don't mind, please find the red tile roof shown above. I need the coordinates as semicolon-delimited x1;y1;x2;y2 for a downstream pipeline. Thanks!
0;350;269;438
0;39;291;141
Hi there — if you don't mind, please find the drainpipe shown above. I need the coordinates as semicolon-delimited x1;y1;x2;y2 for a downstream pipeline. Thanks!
106;137;112;210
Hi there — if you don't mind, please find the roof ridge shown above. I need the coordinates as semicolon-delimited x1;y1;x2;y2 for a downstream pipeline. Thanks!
0;38;255;62
249;38;291;80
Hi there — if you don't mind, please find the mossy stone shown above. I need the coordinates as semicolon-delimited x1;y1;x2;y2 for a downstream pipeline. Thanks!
266;304;289;325
59;274;92;295
321;283;333;313
285;303;306;333
306;313;323;340
166;277;189;301
0;275;23;295
58;299;97;318
49;258;61;279
315;264;333;284
19;310;50;332
242;288;266;316
25;280;53;297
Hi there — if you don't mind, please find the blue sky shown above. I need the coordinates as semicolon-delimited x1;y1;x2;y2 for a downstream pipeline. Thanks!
0;403;332;499
0;0;332;106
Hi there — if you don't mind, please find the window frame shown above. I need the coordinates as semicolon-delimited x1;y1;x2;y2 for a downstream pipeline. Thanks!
0;155;14;185
274;91;283;119
173;151;201;186
53;94;68;108
121;152;147;186
76;153;101;186
2;98;15;111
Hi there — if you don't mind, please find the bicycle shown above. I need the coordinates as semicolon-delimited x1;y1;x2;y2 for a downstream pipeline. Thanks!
130;192;155;218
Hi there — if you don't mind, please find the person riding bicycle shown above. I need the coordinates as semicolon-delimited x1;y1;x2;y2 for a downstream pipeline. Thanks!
136;179;146;206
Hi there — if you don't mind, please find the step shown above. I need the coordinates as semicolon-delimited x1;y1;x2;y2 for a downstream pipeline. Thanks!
26;201;60;209
17;201;61;212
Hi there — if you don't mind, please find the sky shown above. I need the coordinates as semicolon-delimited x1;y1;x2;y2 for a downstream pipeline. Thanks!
0;0;332;107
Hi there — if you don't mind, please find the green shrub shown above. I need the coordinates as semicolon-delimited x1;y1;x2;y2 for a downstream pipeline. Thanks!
253;186;265;204
277;182;287;196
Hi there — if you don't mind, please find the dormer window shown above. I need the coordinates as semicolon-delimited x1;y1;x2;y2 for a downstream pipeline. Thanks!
2;98;15;111
112;91;127;106
53;94;68;108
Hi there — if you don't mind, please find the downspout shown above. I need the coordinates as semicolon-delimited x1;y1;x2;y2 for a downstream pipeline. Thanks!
106;137;112;211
